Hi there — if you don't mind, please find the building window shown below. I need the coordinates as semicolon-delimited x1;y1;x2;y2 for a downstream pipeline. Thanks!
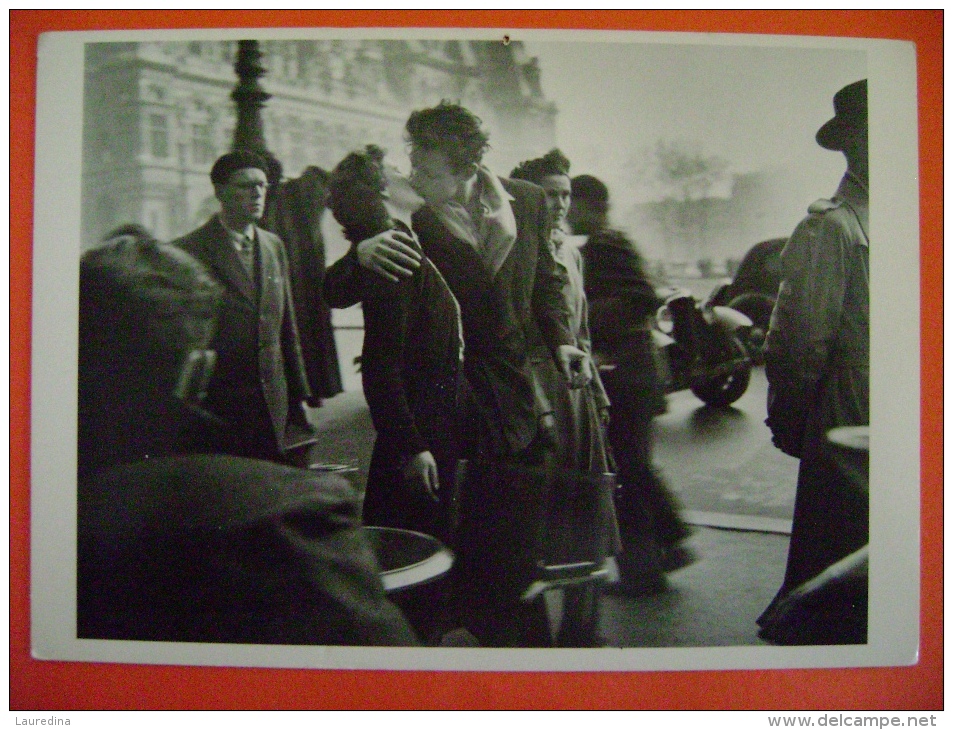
288;129;306;168
191;124;215;165
143;199;170;241
148;113;169;159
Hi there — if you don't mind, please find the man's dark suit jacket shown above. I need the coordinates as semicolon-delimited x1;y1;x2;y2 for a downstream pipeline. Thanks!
78;455;418;646
324;177;574;456
175;217;315;460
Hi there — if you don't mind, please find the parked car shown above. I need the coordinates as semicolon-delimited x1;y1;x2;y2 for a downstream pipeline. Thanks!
708;237;787;362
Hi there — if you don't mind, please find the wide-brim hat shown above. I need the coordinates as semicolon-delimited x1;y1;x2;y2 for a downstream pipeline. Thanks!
816;79;868;151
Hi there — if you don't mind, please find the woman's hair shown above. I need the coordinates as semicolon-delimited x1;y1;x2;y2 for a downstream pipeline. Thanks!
405;101;490;174
327;144;393;245
509;148;571;186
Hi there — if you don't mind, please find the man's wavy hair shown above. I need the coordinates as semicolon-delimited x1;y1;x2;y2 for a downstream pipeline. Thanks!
405;101;490;174
509;148;571;186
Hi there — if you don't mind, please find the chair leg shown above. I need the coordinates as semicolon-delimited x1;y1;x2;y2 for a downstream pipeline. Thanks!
557;583;604;648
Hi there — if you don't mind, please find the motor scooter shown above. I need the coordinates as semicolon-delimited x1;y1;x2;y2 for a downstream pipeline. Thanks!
652;287;754;407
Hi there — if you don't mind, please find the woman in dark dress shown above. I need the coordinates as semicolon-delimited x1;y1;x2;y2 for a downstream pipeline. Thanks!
326;146;466;547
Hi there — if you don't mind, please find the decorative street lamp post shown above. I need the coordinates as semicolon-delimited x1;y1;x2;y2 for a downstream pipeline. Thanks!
227;38;343;403
231;40;282;184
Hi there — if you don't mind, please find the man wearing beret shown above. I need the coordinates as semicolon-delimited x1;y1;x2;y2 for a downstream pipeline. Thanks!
758;79;869;644
174;150;316;464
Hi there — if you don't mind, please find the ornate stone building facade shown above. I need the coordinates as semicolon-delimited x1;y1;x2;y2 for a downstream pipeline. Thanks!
82;39;557;247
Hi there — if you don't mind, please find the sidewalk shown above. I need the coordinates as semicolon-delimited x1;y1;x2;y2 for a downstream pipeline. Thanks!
306;391;789;648
599;525;787;647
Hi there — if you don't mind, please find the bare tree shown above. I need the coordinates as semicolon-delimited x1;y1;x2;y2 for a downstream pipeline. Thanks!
630;139;729;267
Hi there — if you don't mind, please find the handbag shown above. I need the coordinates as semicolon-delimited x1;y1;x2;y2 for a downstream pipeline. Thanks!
449;457;616;602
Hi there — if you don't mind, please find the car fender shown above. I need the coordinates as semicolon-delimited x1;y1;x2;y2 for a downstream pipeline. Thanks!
709;305;753;332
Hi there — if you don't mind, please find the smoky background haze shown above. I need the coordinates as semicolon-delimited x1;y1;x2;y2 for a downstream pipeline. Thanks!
523;40;866;270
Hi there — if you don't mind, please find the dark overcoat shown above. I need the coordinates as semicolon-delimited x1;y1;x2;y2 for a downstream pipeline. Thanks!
580;229;690;560
359;228;466;544
263;169;344;402
174;217;315;460
579;228;666;417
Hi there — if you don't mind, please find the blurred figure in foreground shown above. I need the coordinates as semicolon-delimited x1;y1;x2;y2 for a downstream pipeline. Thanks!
77;229;417;646
759;79;869;645
568;174;695;597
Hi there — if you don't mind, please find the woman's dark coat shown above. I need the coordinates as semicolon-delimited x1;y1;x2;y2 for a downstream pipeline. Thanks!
358;231;466;544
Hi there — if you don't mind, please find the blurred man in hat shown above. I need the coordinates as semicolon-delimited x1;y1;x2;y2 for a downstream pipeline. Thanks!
173;150;316;464
758;79;869;644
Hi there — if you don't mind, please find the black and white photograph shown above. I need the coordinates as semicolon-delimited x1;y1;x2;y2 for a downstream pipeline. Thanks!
30;26;920;672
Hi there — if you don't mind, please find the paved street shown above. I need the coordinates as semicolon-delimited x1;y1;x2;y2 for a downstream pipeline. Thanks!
598;525;787;648
599;364;795;648
654;366;799;529
306;359;796;649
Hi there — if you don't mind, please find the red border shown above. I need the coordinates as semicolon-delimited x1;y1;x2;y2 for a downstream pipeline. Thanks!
11;10;942;710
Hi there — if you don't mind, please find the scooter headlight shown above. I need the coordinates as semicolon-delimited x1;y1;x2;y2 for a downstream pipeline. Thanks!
656;304;674;334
